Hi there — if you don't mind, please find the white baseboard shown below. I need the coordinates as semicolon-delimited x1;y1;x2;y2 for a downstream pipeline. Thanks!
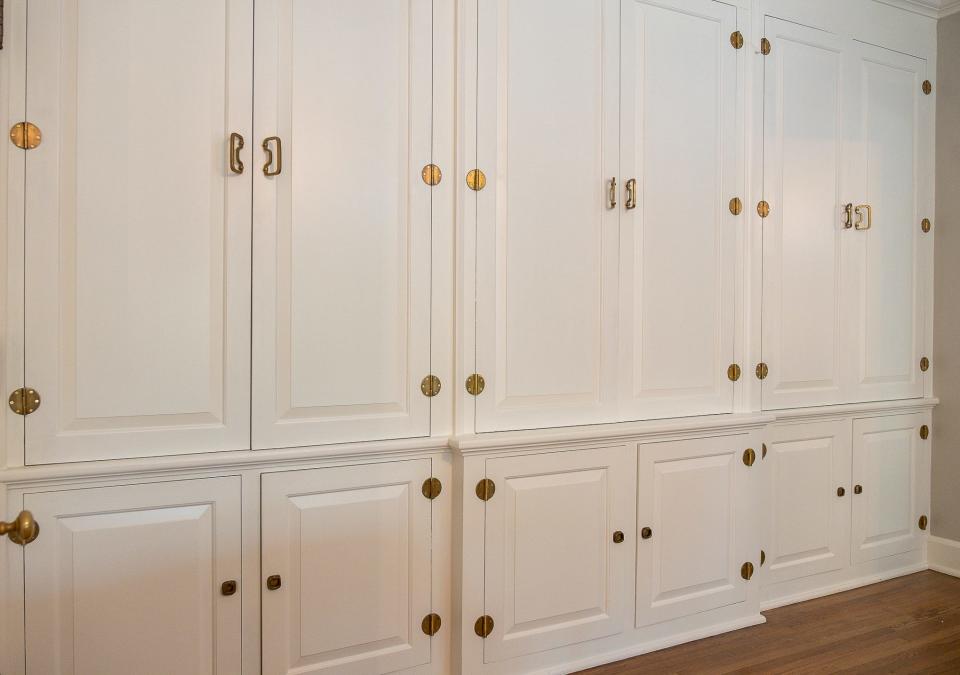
928;536;960;578
761;561;927;611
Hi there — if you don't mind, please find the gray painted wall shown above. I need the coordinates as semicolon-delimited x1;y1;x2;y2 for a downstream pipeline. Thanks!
933;12;960;541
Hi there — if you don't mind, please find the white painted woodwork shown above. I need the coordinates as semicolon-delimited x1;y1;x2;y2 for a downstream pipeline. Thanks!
761;18;852;409
22;477;242;675
261;460;433;674
636;435;752;627
851;414;928;563
23;0;253;463
847;43;926;403
619;0;738;420
253;0;433;448
765;420;852;584
481;445;636;662
473;0;621;431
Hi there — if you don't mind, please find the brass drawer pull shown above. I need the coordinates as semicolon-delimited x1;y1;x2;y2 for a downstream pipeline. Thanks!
263;136;283;176
625;178;637;210
854;204;872;230
229;132;244;174
608;177;617;209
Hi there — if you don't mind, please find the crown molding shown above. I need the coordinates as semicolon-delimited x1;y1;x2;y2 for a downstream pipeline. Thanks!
874;0;960;18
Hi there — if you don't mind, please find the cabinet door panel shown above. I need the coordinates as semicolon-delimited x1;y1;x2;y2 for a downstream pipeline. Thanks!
766;420;851;584
761;18;852;409
637;435;751;626
482;446;635;663
474;0;620;431
253;0;433;448
23;0;253;463
23;478;241;675
848;44;926;403
852;414;927;563
619;0;737;419
261;460;433;675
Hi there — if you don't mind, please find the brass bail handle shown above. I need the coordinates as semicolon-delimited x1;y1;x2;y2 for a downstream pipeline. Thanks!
854;204;872;230
263;136;283;176
1;511;40;545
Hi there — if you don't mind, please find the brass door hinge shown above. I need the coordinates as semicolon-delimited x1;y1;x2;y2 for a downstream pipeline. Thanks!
730;31;744;49
466;373;485;396
921;218;932;233
466;169;487;191
760;549;766;566
742;448;756;467
920;425;930;440
421;164;442;186
8;388;40;416
756;362;769;380
476;478;496;501
761;443;768;459
922;80;932;95
422;613;442;636
741;561;755;580
422;477;442;500
920;357;930;372
421;375;441;397
760;38;771;55
475;615;495;638
757;200;770;218
727;364;741;382
919;515;929;531
10;122;41;150
729;197;743;215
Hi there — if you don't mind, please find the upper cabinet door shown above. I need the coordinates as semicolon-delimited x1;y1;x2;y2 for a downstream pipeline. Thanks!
846;43;927;404
619;0;739;420
21;0;253;463
473;0;621;432
761;18;853;410
252;0;434;449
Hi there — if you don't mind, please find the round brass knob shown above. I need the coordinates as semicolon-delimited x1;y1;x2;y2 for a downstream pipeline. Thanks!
612;531;625;544
854;485;863;495
641;526;653;540
266;575;282;591
0;510;40;545
837;487;846;497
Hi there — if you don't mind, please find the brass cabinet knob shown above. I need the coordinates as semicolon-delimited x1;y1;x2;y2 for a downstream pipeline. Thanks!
266;575;282;591
641;526;653;540
0;510;39;545
854;485;863;495
221;580;238;596
837;487;846;497
612;531;625;544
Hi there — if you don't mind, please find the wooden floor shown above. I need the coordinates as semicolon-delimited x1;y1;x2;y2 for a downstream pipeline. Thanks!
578;571;960;674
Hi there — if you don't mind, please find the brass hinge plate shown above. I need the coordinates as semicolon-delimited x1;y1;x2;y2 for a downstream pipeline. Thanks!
727;364;741;382
761;443;768;459
421;164;442;186
920;357;930;372
760;38;771;55
422;477;442;500
922;218;932;233
422;613;442;636
8;388;40;416
919;515;929;531
729;197;743;215
730;31;744;49
760;550;766;566
475;615;495;638
476;478;496;501
757;200;770;218
10;122;41;150
922;80;932;95
421;375;441;397
466;169;487;191
466;373;485;396
920;425;929;440
756;362;769;380
743;448;756;467
741;561;755;580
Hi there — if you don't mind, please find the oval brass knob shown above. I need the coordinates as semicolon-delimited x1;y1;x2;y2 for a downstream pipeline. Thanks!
854;485;863;495
612;531;625;544
837;487;846;497
0;510;39;545
641;526;653;540
266;575;282;591
221;580;238;596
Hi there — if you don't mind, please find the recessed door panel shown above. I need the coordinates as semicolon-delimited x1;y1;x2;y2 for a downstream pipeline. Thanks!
253;0;433;448
23;478;242;675
849;43;926;403
637;435;751;626
761;18;851;409
852;414;927;563
261;460;433;674
766;420;852;584
23;0;253;462
619;0;738;419
474;0;620;431
482;446;635;662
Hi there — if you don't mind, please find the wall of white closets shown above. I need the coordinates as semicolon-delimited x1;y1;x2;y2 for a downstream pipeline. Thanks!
0;0;940;674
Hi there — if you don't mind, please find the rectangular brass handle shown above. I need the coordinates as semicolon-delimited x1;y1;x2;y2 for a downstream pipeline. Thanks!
625;178;637;210
608;177;617;209
229;132;244;175
842;203;853;229
263;136;283;177
854;204;872;230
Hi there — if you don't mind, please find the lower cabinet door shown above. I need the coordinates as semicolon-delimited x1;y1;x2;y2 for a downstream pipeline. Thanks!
23;477;242;675
636;436;753;627
261;459;434;675
852;414;929;563
482;445;636;663
766;420;852;583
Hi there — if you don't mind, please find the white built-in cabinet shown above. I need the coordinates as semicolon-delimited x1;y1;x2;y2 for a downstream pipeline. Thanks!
469;0;741;432
761;17;932;410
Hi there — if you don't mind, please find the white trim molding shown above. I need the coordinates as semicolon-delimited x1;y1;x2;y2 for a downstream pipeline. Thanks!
874;0;960;18
928;536;960;577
